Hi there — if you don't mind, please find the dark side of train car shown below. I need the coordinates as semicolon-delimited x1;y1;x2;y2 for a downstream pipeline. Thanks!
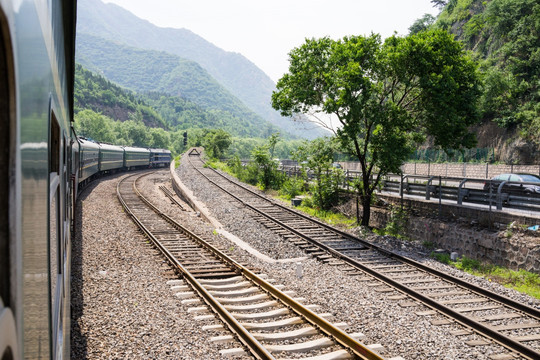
123;146;151;169
76;141;172;188
0;1;78;359
98;143;124;172
78;138;100;184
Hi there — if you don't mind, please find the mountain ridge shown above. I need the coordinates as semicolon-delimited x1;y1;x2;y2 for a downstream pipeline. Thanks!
77;0;329;139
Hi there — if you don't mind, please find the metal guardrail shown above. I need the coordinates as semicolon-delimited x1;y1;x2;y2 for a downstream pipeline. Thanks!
278;166;540;213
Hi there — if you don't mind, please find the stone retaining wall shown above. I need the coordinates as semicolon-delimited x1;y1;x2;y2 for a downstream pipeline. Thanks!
365;196;540;274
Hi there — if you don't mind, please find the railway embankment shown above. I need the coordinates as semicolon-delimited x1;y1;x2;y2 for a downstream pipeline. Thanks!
174;150;540;358
342;194;540;274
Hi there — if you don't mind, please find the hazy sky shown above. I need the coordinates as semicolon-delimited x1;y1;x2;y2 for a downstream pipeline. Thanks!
102;0;439;82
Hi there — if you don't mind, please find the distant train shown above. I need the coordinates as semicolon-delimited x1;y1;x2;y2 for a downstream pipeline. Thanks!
0;1;170;359
77;137;171;187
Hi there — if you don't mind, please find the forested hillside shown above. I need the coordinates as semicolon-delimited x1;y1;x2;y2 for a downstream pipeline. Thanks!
75;63;287;139
428;0;539;162
75;64;167;129
76;33;283;139
77;0;329;139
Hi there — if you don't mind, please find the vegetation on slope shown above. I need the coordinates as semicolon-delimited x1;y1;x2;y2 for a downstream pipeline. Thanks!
76;33;283;139
74;64;303;157
75;64;167;129
431;0;539;148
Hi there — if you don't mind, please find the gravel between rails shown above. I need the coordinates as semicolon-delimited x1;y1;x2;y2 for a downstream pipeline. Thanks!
70;171;247;360
177;156;540;359
70;163;540;360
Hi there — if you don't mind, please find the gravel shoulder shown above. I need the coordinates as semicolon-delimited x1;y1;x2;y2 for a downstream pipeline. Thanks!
176;155;540;359
70;172;231;359
70;162;540;360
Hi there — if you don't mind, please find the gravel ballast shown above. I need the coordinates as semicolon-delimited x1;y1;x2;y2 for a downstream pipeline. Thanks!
176;155;540;359
71;161;540;359
71;172;242;359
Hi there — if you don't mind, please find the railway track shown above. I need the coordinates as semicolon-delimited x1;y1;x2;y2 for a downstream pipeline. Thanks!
186;153;540;360
117;171;399;360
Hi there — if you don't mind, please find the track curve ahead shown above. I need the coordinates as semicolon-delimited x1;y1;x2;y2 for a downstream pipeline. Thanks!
117;171;394;360
187;153;540;360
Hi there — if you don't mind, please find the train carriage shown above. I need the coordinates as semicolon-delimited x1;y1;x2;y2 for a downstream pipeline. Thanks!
150;148;172;167
78;138;100;184
98;143;124;172
0;1;179;358
123;146;150;169
0;0;77;359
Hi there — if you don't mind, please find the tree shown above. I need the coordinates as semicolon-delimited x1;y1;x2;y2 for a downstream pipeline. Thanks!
122;119;149;147
268;132;280;158
251;135;286;190
74;109;116;143
272;30;481;226
203;129;232;159
293;138;343;210
148;127;171;149
431;0;448;9
409;14;436;34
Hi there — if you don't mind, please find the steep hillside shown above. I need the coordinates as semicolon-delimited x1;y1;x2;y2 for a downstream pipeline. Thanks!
77;0;329;139
75;63;282;138
76;34;283;138
434;0;539;162
75;63;167;129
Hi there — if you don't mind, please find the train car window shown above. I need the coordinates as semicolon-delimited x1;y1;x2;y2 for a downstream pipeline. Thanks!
0;6;11;311
49;111;63;356
0;9;17;360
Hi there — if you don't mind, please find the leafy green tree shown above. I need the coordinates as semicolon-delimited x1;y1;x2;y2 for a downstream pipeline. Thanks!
203;129;232;159
409;14;436;34
250;135;286;190
122;119;150;147
252;146;274;190
272;30;481;225
268;132;280;158
292;138;342;210
148;127;171;149
74;109;116;143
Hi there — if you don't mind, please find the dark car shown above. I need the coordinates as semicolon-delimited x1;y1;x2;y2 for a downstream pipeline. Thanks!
484;173;540;195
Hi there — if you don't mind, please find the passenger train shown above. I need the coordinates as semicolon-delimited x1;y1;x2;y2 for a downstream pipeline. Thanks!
0;1;170;358
77;137;171;188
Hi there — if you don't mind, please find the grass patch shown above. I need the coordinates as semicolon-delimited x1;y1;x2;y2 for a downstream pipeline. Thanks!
431;254;540;300
294;204;356;228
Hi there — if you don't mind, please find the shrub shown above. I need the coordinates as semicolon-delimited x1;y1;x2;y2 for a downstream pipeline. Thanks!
432;252;451;264
280;177;304;200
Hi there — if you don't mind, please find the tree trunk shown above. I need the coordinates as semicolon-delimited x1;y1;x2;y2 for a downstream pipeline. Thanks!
361;197;371;226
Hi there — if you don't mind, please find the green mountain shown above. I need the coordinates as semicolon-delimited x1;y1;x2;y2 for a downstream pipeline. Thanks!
75;63;283;138
74;63;168;129
77;0;329;139
76;33;283;138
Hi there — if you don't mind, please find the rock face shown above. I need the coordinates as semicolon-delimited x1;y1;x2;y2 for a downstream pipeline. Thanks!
473;121;540;164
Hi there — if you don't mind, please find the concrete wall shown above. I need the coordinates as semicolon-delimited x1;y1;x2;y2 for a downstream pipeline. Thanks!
338;161;540;179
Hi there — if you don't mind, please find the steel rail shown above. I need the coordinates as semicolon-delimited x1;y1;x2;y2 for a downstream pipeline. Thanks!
189;156;540;360
159;185;185;210
118;171;385;360
191;156;540;320
118;173;273;359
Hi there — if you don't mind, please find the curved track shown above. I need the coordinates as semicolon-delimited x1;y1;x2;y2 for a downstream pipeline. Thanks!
117;171;394;360
187;153;540;360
